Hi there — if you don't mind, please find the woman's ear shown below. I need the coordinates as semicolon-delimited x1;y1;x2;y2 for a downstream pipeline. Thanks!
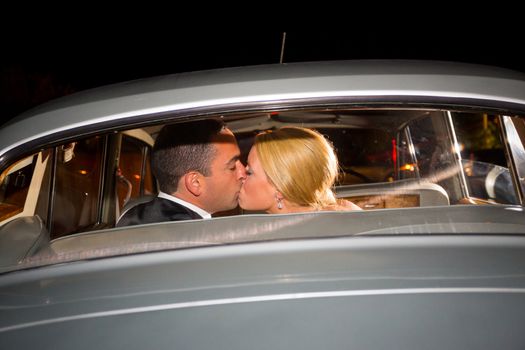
184;171;203;196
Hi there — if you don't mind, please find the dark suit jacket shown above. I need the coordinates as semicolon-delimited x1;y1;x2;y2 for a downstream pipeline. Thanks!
116;197;203;227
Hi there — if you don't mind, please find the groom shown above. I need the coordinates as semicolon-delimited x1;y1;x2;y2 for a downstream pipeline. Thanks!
117;119;246;227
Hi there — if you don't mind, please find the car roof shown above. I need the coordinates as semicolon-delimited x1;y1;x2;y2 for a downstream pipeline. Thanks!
2;59;525;158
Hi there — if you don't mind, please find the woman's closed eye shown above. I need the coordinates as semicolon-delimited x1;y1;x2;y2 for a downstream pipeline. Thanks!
246;167;253;176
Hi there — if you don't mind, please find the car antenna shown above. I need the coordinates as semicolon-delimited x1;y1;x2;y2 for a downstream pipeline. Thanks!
280;32;286;64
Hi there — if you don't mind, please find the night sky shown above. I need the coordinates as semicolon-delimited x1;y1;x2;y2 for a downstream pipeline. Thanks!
2;26;525;126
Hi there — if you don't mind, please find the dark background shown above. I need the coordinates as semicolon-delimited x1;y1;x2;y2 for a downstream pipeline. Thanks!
2;26;524;126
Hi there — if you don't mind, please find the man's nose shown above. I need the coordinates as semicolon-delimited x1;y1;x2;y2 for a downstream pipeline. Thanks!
237;161;247;179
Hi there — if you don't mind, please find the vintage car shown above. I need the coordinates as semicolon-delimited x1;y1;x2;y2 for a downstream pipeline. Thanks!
1;60;525;349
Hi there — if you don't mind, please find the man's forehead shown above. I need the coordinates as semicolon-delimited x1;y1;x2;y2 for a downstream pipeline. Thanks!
210;129;240;164
211;128;237;144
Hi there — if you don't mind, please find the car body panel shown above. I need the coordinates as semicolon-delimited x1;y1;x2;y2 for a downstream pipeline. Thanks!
8;205;525;271
1;235;525;349
2;60;525;349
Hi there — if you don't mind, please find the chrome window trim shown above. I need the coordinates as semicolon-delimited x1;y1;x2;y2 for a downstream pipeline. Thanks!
2;95;525;171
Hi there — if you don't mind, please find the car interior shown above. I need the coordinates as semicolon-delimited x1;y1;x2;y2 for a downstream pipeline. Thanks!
1;107;525;271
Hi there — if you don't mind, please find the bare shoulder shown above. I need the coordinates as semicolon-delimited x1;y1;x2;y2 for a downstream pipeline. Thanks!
323;199;363;211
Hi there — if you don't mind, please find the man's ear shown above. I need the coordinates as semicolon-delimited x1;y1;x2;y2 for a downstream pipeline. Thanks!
184;171;203;196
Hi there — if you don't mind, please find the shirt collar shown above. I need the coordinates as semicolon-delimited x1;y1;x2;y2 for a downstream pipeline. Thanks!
157;191;212;219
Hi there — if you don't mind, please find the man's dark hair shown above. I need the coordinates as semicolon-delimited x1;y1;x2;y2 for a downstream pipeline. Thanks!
151;119;225;193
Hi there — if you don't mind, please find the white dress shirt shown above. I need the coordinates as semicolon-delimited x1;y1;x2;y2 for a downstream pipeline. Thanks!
157;191;212;219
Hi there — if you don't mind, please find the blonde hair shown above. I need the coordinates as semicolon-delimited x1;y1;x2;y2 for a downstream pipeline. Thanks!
255;127;338;209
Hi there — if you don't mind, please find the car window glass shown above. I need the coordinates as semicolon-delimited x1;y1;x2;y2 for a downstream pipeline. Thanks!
453;113;518;204
396;128;419;180
0;154;37;222
503;116;525;198
50;136;105;239
0;150;54;226
404;113;464;203
318;128;394;185
117;135;155;211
